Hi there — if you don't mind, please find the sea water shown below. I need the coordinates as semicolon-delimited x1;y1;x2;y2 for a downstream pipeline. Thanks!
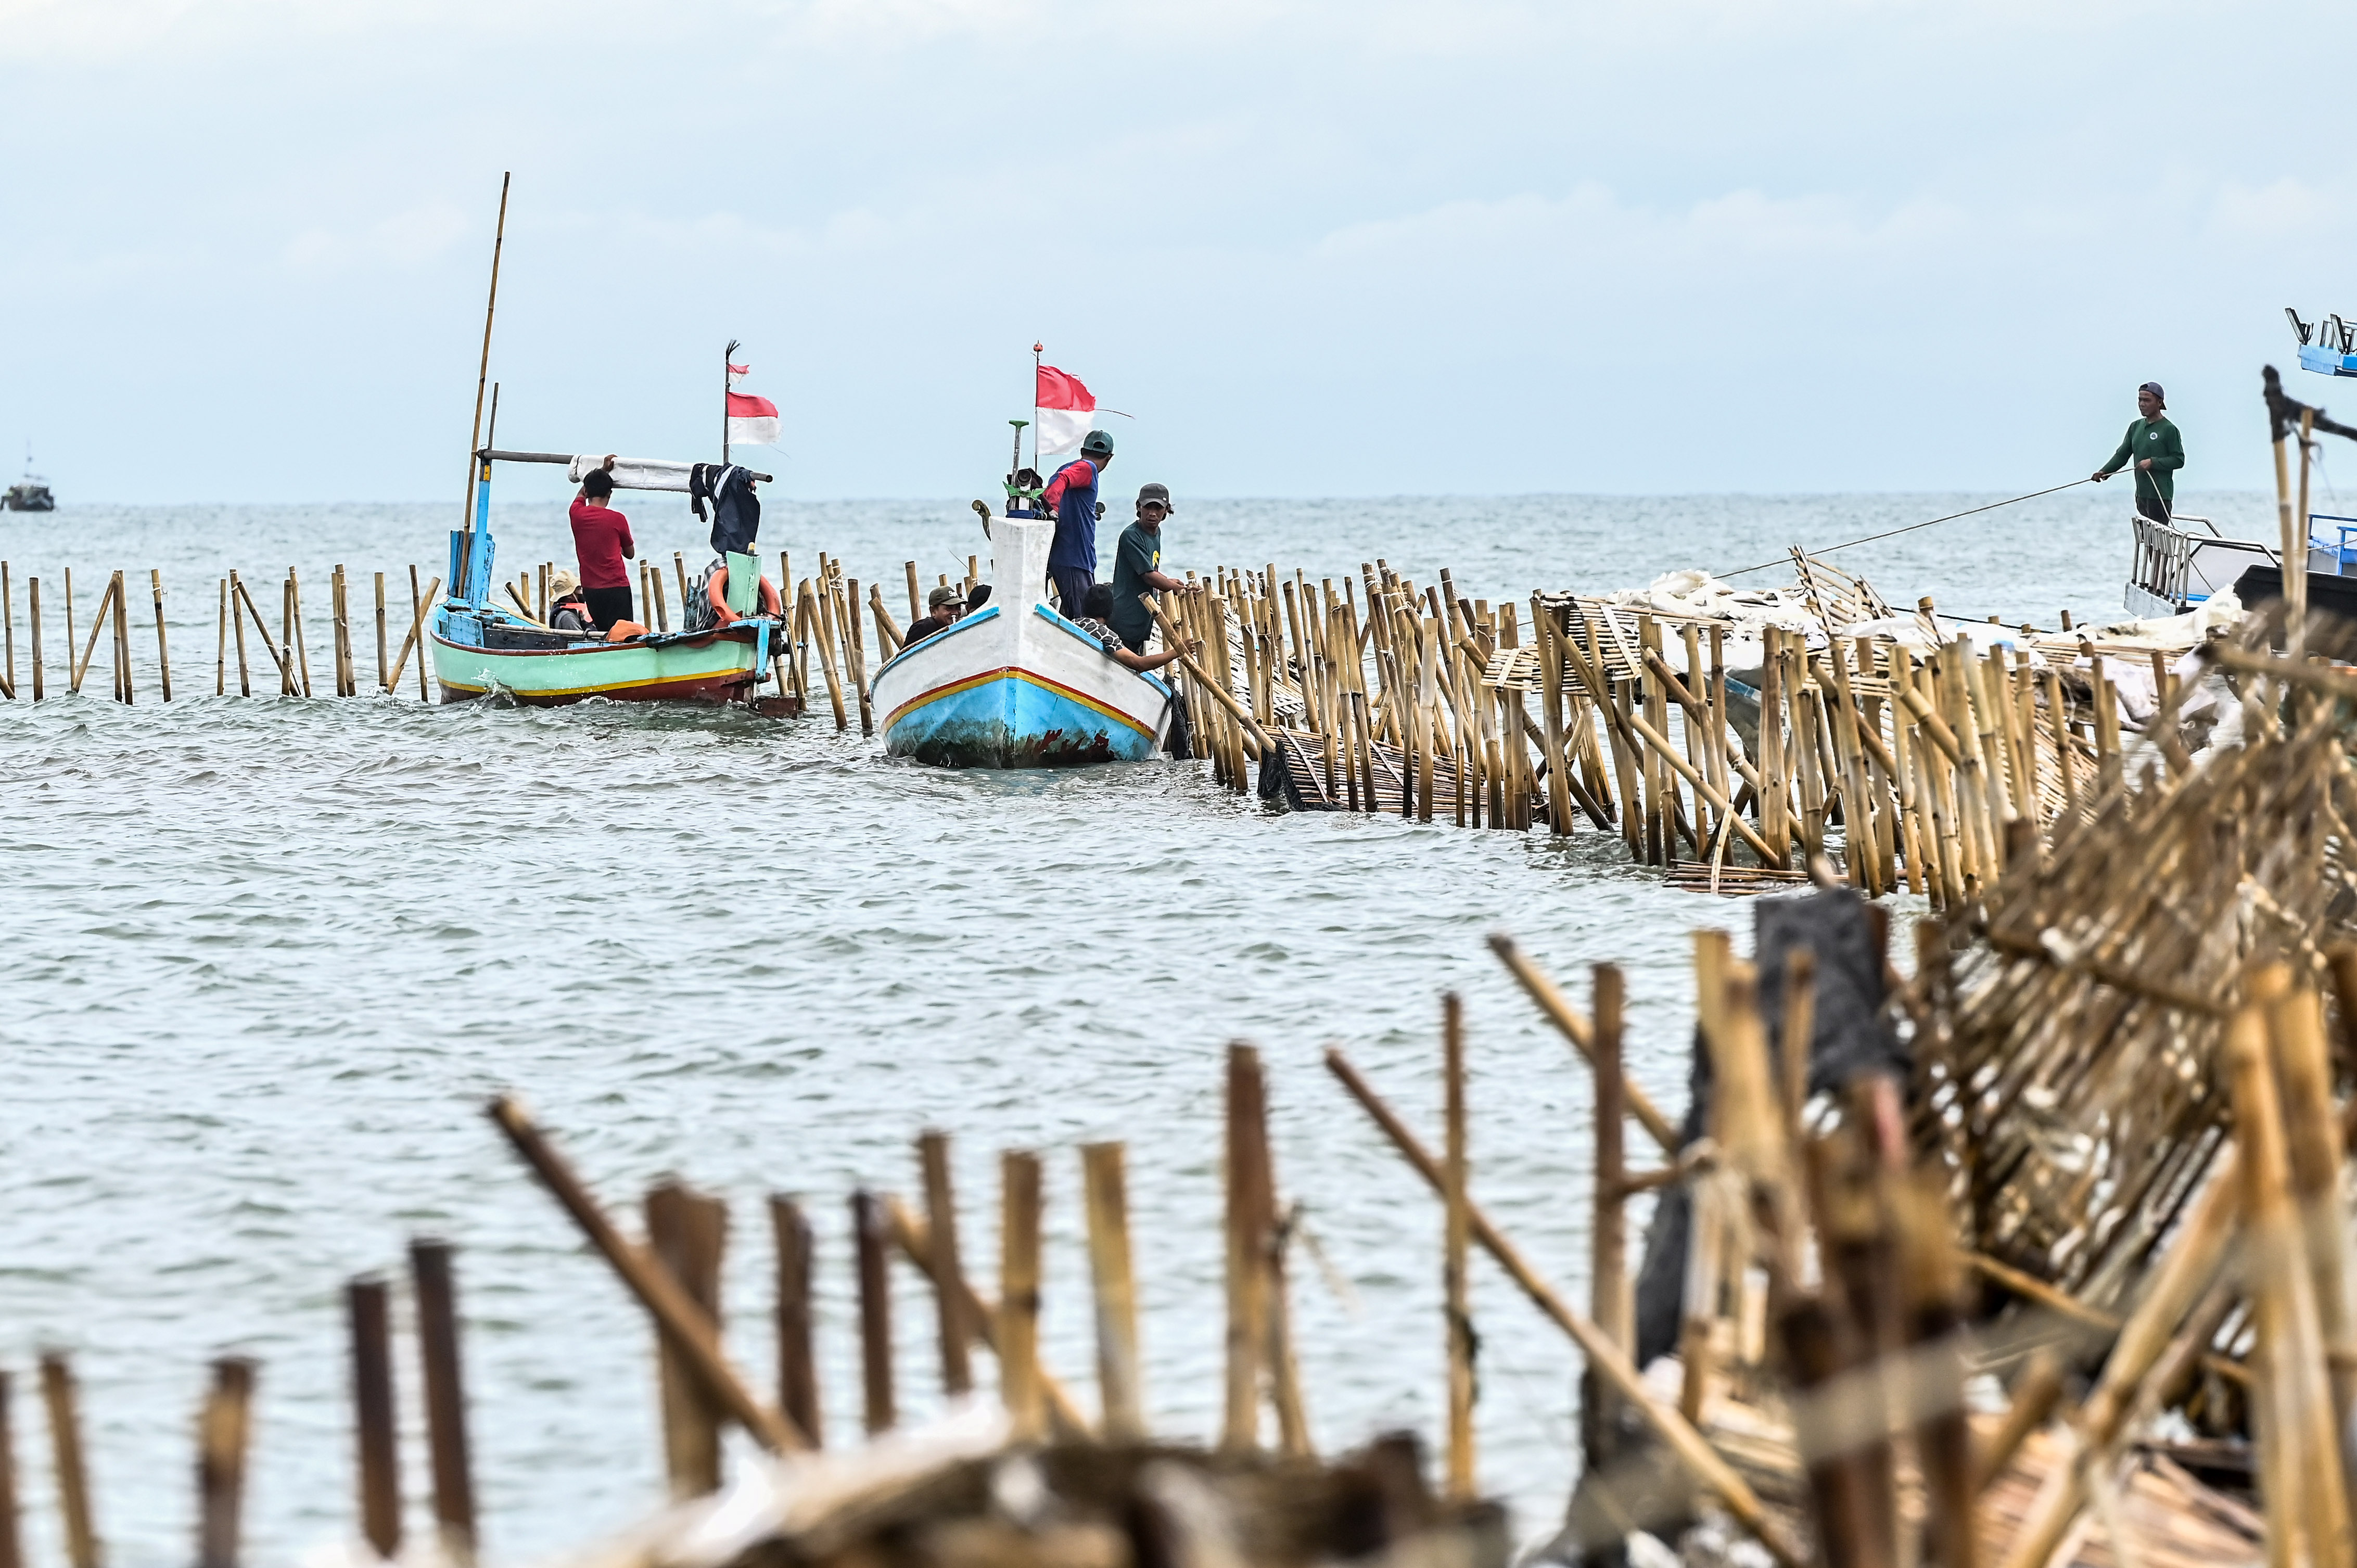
0;489;2278;1563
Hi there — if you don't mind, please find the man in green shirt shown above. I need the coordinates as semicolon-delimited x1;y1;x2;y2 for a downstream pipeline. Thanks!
2092;381;2186;523
1107;482;1201;653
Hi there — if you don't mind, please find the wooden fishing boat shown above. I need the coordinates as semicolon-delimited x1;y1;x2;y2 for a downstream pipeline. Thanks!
870;515;1175;766
429;448;786;707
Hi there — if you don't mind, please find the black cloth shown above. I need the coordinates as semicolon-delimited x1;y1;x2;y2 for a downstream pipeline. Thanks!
583;585;634;631
901;615;949;649
690;464;762;557
2136;492;2172;526
1049;567;1094;621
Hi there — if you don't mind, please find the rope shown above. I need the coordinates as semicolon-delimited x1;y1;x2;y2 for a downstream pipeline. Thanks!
1717;478;2097;579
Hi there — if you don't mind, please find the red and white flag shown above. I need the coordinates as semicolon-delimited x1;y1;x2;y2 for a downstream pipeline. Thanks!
1035;364;1096;458
727;365;779;449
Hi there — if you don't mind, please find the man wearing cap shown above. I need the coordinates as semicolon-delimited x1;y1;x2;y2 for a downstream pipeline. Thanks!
1107;482;1202;655
1040;429;1114;616
899;584;965;649
2093;383;2185;525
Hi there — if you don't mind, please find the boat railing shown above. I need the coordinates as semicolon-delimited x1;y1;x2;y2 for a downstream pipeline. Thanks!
2131;515;2195;607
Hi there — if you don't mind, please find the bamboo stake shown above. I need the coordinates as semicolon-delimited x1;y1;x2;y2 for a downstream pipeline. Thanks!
0;1371;18;1568
1321;1049;1805;1568
287;570;313;696
1081;1142;1144;1440
349;1278;402;1560
62;569;74;694
374;573;388;691
999;1150;1046;1442
410;567;430;701
1444;992;1475;1500
851;1190;896;1437
2265;982;2357;1503
769;1198;823;1447
799;583;847;731
149;571;171;701
905;562;923;625
648;1184;730;1495
485;1098;806;1451
69;573;113;695
0;560;12;700
1224;1043;1272;1450
916;1132;972;1398
41;1353;99;1568
673;551;689;615
409;1240;477;1566
29;578;42;701
112;571;133;704
1585;964;1629;1470
194;1358;254;1568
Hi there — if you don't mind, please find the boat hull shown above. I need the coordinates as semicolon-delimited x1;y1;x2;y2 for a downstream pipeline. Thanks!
870;544;1173;769
430;616;763;706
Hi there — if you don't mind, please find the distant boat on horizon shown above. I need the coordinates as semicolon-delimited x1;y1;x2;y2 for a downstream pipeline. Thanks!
3;444;54;512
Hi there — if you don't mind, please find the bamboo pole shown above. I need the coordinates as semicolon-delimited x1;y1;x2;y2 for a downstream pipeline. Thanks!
1586;964;1630;1471
149;570;171;701
1321;1049;1804;1568
374;573;388;691
349;1278;402;1561
195;1358;255;1568
769;1197;823;1447
62;569;74;693
842;576;873;734
0;1371;19;1568
485;1097;806;1452
1224;1042;1274;1450
1443;993;1475;1499
880;1198;1091;1437
41;1352;99;1568
69;573;113;695
410;567;430;700
287;570;313;696
999;1150;1046;1442
1081;1142;1144;1440
648;1184;730;1495
2265;981;2357;1504
849;1189;896;1437
799;583;847;732
409;1240;477;1566
111;570;133;704
29;578;43;701
918;1132;972;1398
0;560;12;700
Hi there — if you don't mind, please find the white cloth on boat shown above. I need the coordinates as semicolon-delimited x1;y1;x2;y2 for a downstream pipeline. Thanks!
1600;569;1818;636
566;454;696;493
2073;588;2245;648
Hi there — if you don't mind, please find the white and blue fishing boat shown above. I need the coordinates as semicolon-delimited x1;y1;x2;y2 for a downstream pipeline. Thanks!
869;513;1176;767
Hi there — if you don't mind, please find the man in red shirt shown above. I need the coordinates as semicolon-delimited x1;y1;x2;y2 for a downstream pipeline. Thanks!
569;456;638;630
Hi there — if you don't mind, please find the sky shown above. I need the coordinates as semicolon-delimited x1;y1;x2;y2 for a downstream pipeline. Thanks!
4;0;2355;502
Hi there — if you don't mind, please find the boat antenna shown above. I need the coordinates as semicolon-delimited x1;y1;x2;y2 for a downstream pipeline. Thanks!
462;172;511;534
1007;419;1028;516
723;338;741;464
486;383;501;452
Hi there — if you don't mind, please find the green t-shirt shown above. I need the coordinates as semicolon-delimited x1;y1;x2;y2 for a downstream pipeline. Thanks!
1108;522;1164;646
2101;416;2184;501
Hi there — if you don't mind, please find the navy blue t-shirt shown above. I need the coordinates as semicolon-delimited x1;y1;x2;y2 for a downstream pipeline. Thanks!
1043;458;1102;574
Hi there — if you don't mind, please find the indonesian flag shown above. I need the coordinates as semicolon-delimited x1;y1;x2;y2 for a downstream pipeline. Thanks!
727;371;780;449
1036;364;1097;458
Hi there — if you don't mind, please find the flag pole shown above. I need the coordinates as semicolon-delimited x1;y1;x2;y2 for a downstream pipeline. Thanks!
723;338;740;465
1032;341;1043;475
461;172;511;536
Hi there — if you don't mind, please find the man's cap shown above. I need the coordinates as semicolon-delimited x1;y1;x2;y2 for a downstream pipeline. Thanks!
928;584;966;610
2140;381;2165;406
1081;429;1115;456
1137;482;1174;513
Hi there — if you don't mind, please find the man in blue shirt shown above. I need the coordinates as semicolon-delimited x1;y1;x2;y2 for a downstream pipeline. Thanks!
1040;429;1114;616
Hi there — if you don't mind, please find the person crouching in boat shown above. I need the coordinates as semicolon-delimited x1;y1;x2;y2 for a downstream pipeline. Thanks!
1041;429;1114;617
568;456;640;631
549;570;648;641
685;555;785;632
900;585;964;649
1078;584;1196;674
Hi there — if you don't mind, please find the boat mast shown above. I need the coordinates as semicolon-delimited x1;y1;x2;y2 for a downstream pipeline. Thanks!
461;172;511;536
1031;341;1043;475
723;338;741;465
